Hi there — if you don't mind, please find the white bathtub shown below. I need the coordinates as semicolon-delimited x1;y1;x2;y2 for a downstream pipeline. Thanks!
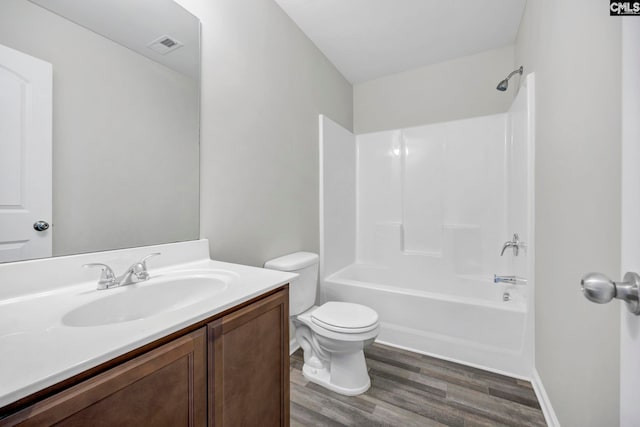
323;263;532;378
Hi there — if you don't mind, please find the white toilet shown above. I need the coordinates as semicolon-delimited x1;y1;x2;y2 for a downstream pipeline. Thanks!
264;252;379;396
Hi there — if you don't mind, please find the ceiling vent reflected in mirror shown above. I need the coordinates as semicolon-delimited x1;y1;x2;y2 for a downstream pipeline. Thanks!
148;35;183;55
27;0;200;79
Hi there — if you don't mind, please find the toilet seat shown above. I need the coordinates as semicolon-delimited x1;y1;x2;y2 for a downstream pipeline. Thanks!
295;305;379;342
311;302;379;334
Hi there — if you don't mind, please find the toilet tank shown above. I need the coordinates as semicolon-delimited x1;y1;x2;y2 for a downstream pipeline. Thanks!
264;252;319;316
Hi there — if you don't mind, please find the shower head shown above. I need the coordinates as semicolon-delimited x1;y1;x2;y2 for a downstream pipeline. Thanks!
496;66;523;91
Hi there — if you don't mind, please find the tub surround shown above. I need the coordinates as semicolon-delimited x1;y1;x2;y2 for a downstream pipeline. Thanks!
319;75;535;378
0;239;296;409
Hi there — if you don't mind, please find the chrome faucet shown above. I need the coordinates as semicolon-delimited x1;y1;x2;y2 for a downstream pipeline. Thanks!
83;253;160;290
500;233;521;256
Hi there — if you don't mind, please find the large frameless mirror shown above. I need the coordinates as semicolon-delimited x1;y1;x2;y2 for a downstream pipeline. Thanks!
0;0;200;263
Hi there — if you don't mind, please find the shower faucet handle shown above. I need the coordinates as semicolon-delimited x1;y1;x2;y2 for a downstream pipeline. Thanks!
500;233;523;256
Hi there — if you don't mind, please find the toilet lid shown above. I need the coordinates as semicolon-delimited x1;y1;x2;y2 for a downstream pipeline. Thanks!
311;302;379;333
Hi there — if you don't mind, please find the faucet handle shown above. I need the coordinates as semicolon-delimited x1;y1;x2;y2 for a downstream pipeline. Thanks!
133;252;161;280
500;233;523;256
83;263;117;290
140;252;161;265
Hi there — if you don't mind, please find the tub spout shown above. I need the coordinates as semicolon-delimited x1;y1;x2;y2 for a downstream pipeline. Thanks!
494;274;527;285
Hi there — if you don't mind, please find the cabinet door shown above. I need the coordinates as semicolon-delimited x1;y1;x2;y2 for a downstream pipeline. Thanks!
3;328;207;427
209;288;289;427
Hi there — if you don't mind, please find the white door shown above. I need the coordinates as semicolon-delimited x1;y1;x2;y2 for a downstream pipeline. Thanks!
620;18;640;427
0;43;52;262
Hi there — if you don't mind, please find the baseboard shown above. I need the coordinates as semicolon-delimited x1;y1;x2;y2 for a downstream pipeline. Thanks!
289;337;300;355
531;368;561;427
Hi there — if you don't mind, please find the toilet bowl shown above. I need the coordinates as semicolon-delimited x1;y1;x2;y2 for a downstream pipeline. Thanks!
294;301;379;395
263;252;379;396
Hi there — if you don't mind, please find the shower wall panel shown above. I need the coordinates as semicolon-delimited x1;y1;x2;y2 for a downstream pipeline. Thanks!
402;125;444;255
506;90;530;281
355;130;402;265
356;114;509;287
319;115;356;278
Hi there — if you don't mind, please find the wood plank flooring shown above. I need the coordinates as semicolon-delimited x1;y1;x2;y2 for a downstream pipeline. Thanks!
290;343;546;427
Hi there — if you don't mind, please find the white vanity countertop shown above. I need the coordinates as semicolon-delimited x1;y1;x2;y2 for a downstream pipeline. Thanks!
0;240;296;409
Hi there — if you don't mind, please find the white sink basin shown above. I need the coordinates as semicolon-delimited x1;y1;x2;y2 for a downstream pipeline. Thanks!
62;271;233;327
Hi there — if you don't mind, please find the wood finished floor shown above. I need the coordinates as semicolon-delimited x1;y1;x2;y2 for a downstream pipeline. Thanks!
290;343;546;427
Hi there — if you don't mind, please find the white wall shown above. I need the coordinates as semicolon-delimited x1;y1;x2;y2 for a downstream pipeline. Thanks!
0;0;199;257
176;0;353;267
353;46;515;134
516;1;621;425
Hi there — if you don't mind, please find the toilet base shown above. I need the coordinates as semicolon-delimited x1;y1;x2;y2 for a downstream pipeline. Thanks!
300;346;372;396
302;363;371;396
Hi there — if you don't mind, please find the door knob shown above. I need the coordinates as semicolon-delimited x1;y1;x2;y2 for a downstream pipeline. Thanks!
581;272;640;315
33;220;49;232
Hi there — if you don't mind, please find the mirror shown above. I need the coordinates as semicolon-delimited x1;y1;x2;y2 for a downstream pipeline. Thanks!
0;0;200;262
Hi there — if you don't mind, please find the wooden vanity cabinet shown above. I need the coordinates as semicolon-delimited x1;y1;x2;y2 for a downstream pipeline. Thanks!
1;287;289;427
209;289;289;426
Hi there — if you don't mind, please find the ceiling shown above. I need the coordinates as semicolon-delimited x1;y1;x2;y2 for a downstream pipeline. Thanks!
275;0;526;83
29;0;200;79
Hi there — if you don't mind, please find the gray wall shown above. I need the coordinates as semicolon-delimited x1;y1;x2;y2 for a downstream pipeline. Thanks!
353;46;514;133
0;0;199;257
516;1;621;425
177;0;353;267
